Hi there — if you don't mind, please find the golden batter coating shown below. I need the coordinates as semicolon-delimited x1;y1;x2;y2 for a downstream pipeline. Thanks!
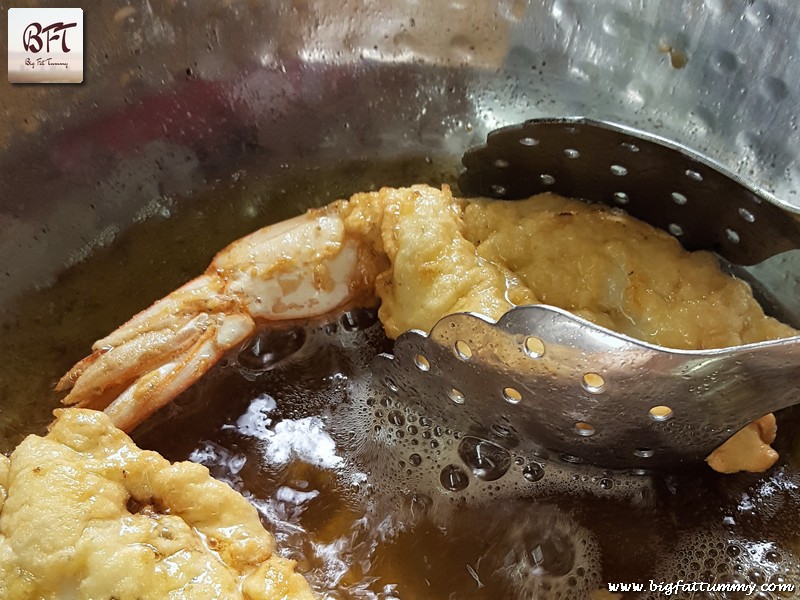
0;409;314;600
341;185;536;338
462;194;795;349
346;186;794;349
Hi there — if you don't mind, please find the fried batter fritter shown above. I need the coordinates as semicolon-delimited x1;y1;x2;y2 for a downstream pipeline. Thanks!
0;408;314;600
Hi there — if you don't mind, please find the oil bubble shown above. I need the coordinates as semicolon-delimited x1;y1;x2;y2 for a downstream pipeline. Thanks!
388;410;405;426
440;464;470;491
458;436;512;482
523;463;545;482
237;327;305;372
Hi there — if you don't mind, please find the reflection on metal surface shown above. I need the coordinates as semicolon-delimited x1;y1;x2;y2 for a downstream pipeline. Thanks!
3;1;800;305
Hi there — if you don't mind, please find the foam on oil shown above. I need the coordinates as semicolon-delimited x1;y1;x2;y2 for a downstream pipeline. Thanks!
130;311;800;599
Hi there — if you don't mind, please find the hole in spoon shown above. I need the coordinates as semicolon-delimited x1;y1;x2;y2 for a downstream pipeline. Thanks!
449;388;465;405
582;372;606;394
523;336;545;358
503;387;522;404
671;192;688;205
739;207;755;223
454;340;473;360
610;164;628;176
649;406;674;422
414;354;430;371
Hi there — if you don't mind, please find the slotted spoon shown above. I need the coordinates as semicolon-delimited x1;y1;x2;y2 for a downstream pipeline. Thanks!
369;118;800;469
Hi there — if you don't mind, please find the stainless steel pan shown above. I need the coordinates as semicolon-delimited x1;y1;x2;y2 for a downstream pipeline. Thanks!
3;2;800;598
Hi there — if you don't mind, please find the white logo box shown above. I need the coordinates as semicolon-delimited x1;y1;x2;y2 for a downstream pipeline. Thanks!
8;7;84;84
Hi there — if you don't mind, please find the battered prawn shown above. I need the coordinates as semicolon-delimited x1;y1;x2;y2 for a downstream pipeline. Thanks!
57;184;507;431
57;184;796;473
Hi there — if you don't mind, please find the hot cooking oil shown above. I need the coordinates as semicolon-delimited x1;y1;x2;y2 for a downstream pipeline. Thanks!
2;160;800;599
